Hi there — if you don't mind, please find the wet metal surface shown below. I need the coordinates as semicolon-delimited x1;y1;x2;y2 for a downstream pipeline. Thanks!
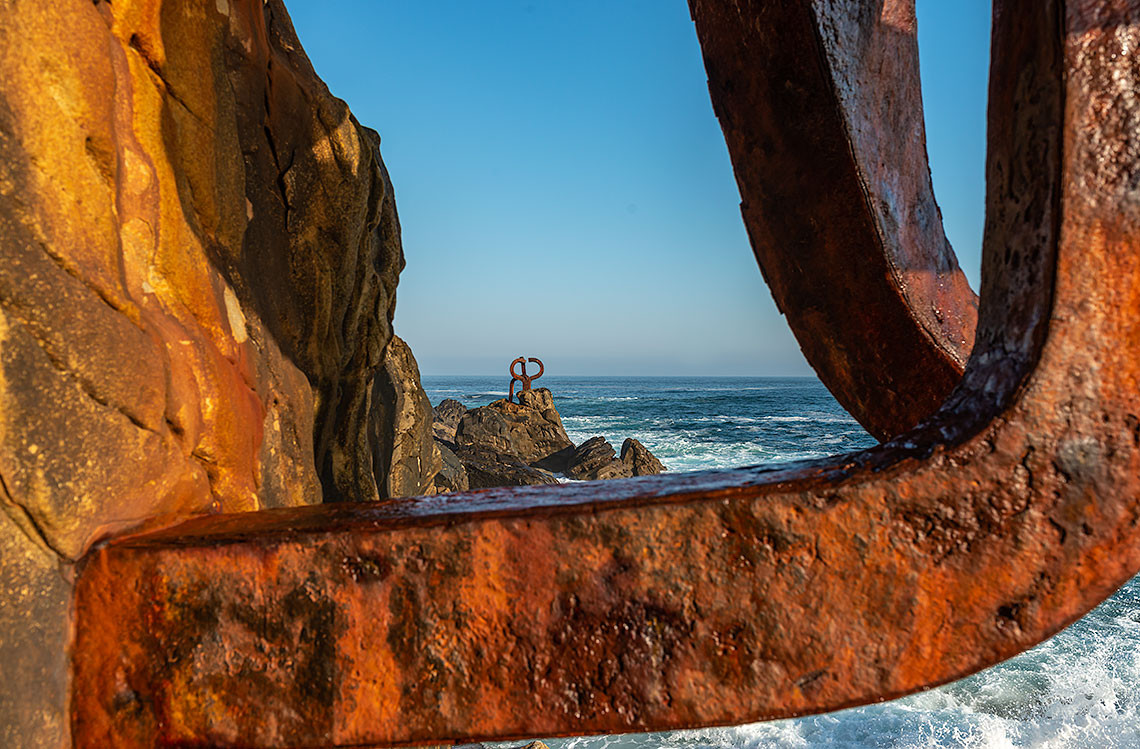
70;0;1140;746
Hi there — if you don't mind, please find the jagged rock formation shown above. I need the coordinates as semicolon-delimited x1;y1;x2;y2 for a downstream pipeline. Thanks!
432;398;468;442
454;444;561;490
0;1;434;743
432;440;470;493
448;389;665;488
455;388;575;472
370;336;442;499
621;437;666;476
566;437;633;481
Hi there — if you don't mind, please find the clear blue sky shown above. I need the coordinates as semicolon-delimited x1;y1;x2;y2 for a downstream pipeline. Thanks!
287;1;991;377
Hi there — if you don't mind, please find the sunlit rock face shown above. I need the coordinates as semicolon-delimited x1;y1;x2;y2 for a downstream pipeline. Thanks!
0;1;422;743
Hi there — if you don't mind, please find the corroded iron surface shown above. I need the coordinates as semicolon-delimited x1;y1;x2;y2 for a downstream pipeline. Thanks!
688;0;979;440
509;356;545;403
70;0;1140;746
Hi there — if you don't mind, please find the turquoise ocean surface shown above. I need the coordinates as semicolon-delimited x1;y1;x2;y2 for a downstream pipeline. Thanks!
424;376;1140;749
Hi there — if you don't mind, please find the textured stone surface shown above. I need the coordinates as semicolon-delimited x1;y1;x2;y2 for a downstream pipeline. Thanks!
566;436;633;481
432;398;468;442
432;440;470;493
454;444;561;489
370;336;442;499
0;0;425;743
0;511;70;749
0;0;409;556
455;389;574;472
515;387;557;414
621;438;666;476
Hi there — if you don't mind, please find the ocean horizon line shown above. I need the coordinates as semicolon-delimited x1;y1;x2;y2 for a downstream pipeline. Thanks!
421;373;821;380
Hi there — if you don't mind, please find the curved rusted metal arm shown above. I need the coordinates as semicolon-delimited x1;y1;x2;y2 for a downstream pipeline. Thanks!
690;0;979;440
509;356;527;402
528;356;544;382
70;0;1140;746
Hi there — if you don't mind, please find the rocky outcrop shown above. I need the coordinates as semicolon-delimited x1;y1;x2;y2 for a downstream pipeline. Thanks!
432;440;469;494
0;1;435;742
432;398;468;442
370;337;442;499
566;437;634;481
0;0;418;554
449;389;667;488
455;388;575;472
453;445;560;490
621;438;666;476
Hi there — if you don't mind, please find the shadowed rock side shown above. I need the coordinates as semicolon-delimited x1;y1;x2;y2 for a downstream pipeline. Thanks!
432;398;468;442
369;336;442;500
0;0;432;743
432;441;470;493
621;438;666;477
566;437;633;481
454;444;561;490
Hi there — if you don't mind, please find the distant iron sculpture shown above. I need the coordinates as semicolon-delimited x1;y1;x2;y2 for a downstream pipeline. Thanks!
508;356;544;403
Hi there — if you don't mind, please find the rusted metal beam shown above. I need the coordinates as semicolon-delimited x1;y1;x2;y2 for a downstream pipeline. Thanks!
689;0;979;440
70;0;1140;746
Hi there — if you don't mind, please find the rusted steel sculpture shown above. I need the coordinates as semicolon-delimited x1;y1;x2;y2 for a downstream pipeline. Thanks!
69;1;1140;745
689;0;981;441
61;0;1140;746
509;356;545;403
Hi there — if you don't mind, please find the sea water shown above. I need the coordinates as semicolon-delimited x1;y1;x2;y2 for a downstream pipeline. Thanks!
423;375;1140;748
